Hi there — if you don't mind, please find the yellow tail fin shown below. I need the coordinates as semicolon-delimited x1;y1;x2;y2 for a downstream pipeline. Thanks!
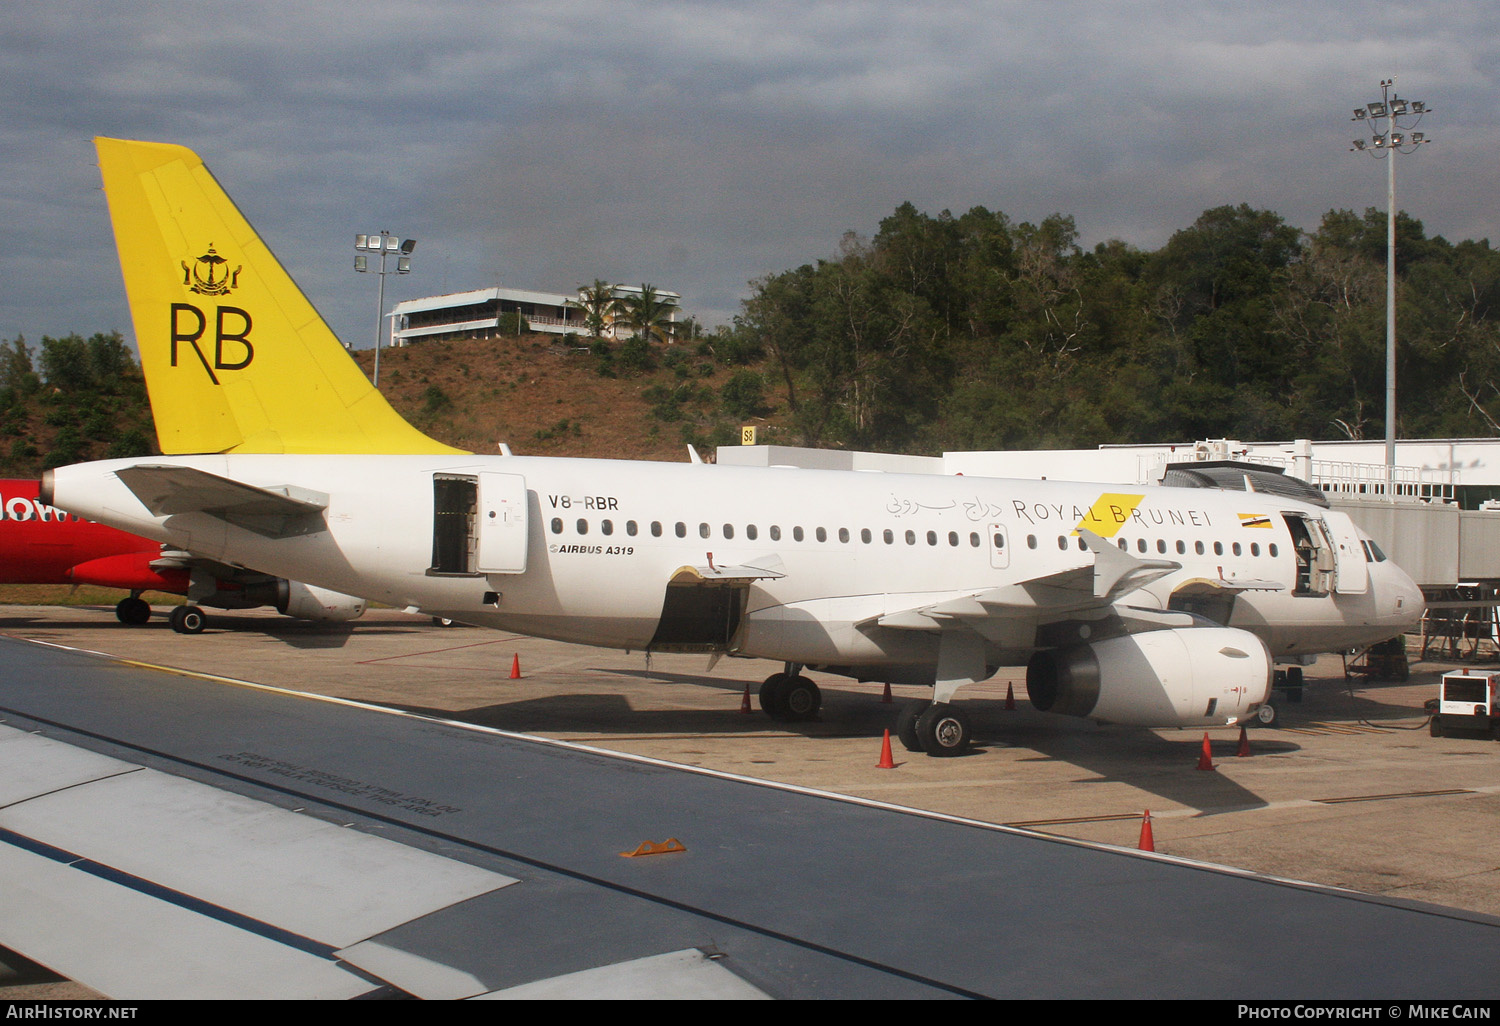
95;137;465;456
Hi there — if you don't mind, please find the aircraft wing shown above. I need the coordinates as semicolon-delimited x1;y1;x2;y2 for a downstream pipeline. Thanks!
115;465;329;538
872;529;1181;632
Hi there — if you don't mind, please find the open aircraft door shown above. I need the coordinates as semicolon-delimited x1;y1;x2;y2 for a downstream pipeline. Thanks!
1322;511;1368;596
476;472;528;574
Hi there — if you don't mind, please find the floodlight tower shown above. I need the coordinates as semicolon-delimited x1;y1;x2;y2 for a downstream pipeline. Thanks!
354;231;416;388
1350;79;1431;486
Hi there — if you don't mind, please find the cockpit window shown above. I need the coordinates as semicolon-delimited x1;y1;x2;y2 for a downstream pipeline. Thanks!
1363;539;1389;562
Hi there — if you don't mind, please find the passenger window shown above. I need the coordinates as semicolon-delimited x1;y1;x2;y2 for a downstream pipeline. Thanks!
861;528;872;543
1137;539;1147;553
723;524;734;539
954;532;964;547
1176;540;1186;554
976;533;986;548
883;529;894;544
1213;541;1222;556
1269;543;1279;557
816;527;827;542
550;517;563;534
577;519;589;535
1058;536;1068;550
651;521;662;537
838;527;850;543
927;531;937;546
1232;542;1241;556
626;520;638;536
747;524;758;540
1157;539;1166;554
601;520;613;536
675;522;686;538
1194;541;1205;555
1027;534;1037;549
770;525;781;541
700;523;710;539
904;530;915;545
794;526;804;542
1117;539;1127;550
1250;542;1259;556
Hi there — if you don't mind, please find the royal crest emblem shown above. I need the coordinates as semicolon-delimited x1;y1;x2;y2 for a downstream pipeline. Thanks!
182;244;242;296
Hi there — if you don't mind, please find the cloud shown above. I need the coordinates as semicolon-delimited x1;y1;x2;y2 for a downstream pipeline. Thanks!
2;0;1496;345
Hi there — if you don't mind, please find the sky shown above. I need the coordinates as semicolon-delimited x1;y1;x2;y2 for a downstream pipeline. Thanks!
2;1;1497;352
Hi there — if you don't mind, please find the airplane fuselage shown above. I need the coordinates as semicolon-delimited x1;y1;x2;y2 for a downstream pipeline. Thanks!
46;455;1423;683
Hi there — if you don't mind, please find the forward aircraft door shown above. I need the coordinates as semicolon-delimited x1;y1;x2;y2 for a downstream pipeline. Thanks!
1323;511;1368;595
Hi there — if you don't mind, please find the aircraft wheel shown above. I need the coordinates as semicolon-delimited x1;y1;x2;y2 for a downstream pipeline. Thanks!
432;617;456;627
916;703;971;757
781;676;821;721
1429;716;1443;738
170;605;207;634
896;700;930;752
115;597;151;625
759;673;791;719
1254;701;1279;728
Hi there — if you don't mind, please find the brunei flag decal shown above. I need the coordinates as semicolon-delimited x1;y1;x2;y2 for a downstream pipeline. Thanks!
1238;513;1274;529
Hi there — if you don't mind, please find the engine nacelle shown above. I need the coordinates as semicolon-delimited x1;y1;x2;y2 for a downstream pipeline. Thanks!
1026;627;1273;727
276;581;368;623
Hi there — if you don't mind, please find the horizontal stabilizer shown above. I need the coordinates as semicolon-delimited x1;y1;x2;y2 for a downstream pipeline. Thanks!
116;465;328;538
669;554;786;585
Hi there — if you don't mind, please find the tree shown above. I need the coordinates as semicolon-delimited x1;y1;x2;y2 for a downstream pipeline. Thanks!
616;284;678;345
570;280;620;340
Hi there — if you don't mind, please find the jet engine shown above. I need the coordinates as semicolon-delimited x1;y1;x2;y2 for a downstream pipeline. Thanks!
275;581;368;623
188;577;367;623
1026;627;1272;727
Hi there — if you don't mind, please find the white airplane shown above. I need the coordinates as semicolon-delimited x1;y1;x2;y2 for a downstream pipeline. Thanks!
43;138;1424;756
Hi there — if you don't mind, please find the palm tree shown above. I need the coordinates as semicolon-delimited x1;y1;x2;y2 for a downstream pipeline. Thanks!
617;283;679;345
570;279;620;340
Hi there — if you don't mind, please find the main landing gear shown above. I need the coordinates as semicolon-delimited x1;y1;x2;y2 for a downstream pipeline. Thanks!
896;700;972;757
754;664;974;756
758;665;822;722
169;605;208;634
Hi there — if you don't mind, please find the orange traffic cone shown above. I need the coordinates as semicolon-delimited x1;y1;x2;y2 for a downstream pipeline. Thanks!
509;654;522;679
1005;683;1016;710
881;682;893;704
1196;732;1215;771
1236;725;1250;757
1138;810;1155;852
877;729;895;769
740;683;752;714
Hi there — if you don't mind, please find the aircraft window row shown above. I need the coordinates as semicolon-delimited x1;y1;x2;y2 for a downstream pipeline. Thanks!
1037;533;1280;559
547;518;986;547
545;518;1285;560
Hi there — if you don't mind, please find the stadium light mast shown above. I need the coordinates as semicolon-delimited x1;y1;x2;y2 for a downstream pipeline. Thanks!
354;231;416;388
1350;79;1431;489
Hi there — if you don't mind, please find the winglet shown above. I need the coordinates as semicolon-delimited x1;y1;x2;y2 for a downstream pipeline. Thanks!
1077;528;1180;600
94;137;465;457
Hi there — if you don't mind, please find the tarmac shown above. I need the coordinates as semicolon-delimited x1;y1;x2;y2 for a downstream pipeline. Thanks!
2;603;1498;997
